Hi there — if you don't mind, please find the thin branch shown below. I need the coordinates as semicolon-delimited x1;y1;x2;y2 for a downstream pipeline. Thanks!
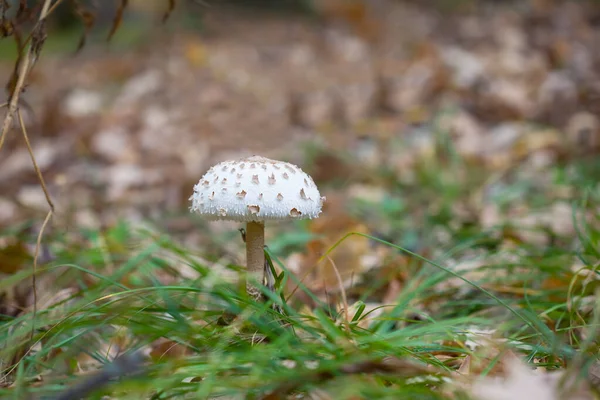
18;105;54;342
17;109;54;211
46;0;66;18
30;210;52;339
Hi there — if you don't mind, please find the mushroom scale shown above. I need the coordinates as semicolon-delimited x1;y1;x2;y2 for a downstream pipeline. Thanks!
190;156;324;221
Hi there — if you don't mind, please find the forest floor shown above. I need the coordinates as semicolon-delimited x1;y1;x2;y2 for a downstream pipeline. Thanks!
0;1;599;398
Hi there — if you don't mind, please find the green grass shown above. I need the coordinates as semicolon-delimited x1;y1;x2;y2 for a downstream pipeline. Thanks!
0;139;599;399
0;232;481;398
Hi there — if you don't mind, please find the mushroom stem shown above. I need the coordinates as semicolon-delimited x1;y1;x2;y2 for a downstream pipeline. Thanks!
245;221;265;300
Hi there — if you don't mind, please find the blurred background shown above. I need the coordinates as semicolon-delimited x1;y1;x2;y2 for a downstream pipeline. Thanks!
1;0;599;306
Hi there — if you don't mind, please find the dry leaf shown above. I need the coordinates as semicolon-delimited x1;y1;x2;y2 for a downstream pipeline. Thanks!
470;353;593;400
566;112;600;152
149;337;191;361
0;238;31;274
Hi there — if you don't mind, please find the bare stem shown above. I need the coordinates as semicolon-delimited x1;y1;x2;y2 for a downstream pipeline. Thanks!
245;221;265;300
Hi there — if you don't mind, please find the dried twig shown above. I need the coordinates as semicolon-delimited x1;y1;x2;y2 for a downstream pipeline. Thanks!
17;108;55;339
30;211;52;337
46;0;66;16
0;0;55;151
0;0;56;364
0;0;184;387
17;109;54;211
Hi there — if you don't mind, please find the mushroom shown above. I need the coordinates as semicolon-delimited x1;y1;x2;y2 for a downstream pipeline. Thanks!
190;155;325;299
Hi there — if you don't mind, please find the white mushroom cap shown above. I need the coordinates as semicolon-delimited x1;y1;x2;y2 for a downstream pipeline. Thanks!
190;155;325;222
